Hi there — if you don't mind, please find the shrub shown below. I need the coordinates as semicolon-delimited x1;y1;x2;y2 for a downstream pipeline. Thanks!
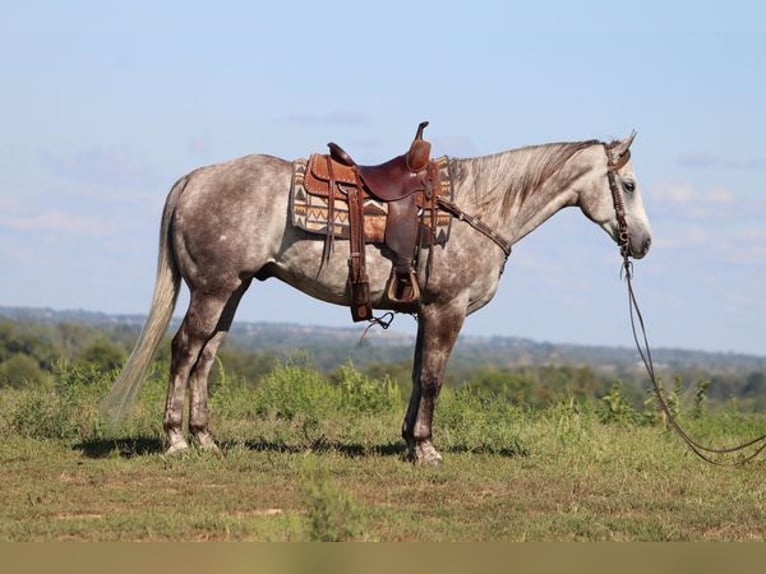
76;338;126;371
7;362;112;439
599;382;639;425
301;460;362;541
334;363;402;415
252;359;336;421
209;358;260;421
437;385;527;455
251;359;402;422
0;353;52;388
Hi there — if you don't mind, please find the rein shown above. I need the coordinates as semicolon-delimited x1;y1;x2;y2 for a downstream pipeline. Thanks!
622;257;766;465
436;196;512;260
606;144;766;465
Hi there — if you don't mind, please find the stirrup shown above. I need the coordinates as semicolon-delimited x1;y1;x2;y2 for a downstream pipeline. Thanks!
386;268;421;304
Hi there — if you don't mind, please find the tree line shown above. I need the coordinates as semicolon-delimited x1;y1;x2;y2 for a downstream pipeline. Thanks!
1;318;765;411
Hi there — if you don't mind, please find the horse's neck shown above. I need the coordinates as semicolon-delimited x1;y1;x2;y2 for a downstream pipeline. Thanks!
452;142;597;244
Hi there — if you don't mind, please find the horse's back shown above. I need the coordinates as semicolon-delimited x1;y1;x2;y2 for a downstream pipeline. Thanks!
174;153;292;224
170;153;294;288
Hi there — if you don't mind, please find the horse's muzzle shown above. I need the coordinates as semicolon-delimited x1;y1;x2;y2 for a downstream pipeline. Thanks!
630;236;651;259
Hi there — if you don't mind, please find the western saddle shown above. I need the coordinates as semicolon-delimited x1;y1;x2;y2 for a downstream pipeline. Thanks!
304;121;443;322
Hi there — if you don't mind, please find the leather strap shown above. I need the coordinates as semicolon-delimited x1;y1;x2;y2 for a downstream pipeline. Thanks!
604;145;630;255
435;196;512;260
423;162;440;285
346;171;371;321
321;155;336;270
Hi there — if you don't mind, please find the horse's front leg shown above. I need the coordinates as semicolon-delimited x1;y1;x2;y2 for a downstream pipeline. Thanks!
403;300;466;465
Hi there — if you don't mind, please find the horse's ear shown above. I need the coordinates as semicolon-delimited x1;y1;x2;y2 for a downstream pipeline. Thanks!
612;130;637;158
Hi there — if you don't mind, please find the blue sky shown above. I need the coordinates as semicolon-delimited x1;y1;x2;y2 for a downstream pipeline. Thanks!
1;1;764;355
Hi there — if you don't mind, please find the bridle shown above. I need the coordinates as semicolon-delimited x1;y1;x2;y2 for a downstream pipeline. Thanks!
604;141;632;258
606;141;766;465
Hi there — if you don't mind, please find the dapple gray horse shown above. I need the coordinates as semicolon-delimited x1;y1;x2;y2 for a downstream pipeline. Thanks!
103;131;651;464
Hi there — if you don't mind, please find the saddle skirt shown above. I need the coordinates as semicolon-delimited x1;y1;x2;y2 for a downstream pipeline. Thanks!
291;155;453;246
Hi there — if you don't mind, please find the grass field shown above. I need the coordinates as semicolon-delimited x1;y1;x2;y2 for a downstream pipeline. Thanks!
1;360;765;541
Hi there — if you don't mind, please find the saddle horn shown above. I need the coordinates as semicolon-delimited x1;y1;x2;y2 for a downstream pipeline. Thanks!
407;121;431;171
415;120;429;140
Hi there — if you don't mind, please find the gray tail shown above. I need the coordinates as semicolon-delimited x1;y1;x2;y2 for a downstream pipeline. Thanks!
100;177;186;422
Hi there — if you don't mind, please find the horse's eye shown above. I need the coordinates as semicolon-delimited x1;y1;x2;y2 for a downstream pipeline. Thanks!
623;180;636;193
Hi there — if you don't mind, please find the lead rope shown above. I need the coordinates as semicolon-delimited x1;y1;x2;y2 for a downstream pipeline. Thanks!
605;138;766;465
622;255;766;465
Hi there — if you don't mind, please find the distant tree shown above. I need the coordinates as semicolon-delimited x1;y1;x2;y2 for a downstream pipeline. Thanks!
0;320;57;370
77;338;126;371
56;322;88;358
743;372;766;397
742;372;766;411
212;348;277;387
708;373;743;401
0;353;51;388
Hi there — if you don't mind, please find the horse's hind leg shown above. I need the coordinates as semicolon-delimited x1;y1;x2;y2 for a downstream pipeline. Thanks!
402;300;466;465
187;280;251;449
164;282;249;454
186;330;228;450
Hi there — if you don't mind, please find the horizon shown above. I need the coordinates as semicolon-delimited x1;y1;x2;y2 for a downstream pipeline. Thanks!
1;2;764;356
3;303;764;360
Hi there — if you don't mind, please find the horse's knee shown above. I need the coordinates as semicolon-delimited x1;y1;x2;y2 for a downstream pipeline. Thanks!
421;374;442;399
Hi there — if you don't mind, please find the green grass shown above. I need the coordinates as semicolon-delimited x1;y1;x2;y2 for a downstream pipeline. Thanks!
1;360;765;541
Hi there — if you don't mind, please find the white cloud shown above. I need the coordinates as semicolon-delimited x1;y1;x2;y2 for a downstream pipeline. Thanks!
0;196;23;211
650;182;737;207
708;188;736;203
432;135;478;158
652;217;766;267
654;182;695;204
187;135;213;156
0;211;113;236
41;146;161;189
0;241;37;264
646;181;766;225
738;226;766;242
716;225;766;265
652;225;713;250
677;152;766;171
280;110;371;126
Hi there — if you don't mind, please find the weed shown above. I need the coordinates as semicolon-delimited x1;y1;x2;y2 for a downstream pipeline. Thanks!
300;459;362;541
693;379;711;419
438;385;527;455
334;362;402;415
599;382;638;425
253;359;336;422
7;362;114;440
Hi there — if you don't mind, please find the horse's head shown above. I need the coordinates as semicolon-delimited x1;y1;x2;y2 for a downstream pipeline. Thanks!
578;132;652;259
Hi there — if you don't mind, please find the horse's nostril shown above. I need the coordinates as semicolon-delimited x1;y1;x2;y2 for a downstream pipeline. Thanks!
643;237;652;254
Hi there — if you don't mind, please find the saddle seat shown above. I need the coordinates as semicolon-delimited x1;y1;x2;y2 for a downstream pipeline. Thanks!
327;121;432;202
302;121;442;322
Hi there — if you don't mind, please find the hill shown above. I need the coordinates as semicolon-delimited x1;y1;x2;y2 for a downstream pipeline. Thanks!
2;305;763;374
